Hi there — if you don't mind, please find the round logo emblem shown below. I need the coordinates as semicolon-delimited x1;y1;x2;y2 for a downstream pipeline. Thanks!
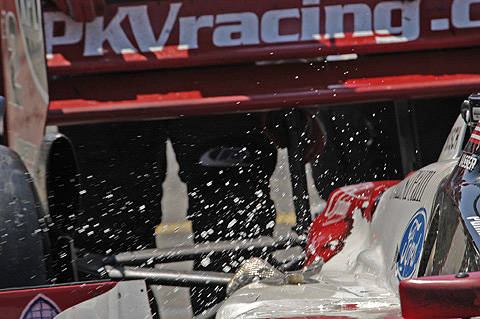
396;208;427;280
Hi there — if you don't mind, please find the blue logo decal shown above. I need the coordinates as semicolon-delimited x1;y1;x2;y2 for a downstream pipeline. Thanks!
397;208;427;281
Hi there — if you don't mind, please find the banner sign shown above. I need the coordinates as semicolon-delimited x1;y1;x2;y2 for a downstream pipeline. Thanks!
44;0;480;75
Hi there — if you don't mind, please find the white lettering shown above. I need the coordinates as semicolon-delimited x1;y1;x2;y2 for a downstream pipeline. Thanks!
452;0;480;28
458;153;478;171
391;170;435;202
301;1;320;40
468;216;480;236
44;12;82;54
47;0;479;60
374;0;420;43
325;4;373;39
261;9;300;43
178;15;213;50
130;3;181;52
84;8;137;56
213;13;259;47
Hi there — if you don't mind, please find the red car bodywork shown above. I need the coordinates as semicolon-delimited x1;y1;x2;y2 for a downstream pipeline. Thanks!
2;0;480;166
305;180;400;266
2;1;480;318
0;282;117;318
44;0;480;125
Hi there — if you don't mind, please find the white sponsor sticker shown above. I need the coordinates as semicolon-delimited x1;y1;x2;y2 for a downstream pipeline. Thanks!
458;153;478;171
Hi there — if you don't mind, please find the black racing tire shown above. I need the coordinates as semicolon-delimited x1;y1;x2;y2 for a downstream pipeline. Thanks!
0;145;48;288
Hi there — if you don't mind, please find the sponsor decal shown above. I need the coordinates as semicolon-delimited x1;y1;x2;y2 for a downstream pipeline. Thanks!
44;0;480;59
458;153;478;171
439;115;468;161
442;126;462;153
466;216;480;237
390;170;435;202
45;0;421;55
20;294;61;319
396;208;427;281
463;215;480;252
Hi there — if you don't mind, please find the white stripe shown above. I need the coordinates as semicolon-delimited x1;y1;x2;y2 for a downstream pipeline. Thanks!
471;133;480;141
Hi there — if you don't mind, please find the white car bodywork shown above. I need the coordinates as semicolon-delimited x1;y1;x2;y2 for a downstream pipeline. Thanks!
216;115;468;319
54;280;153;319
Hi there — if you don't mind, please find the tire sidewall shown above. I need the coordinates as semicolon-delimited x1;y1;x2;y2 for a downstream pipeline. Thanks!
0;145;48;288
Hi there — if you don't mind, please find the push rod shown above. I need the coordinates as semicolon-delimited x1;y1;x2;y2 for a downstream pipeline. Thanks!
105;265;233;287
103;235;305;266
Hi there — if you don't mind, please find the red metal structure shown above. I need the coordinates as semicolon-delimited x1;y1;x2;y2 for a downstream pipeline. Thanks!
2;0;480;317
1;0;480;176
0;281;117;318
43;0;480;125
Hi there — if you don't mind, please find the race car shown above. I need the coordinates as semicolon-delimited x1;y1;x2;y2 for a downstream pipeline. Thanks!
215;94;480;319
3;93;480;319
3;0;480;318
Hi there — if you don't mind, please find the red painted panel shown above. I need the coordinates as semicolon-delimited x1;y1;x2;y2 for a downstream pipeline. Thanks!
305;180;400;266
0;281;116;318
44;0;480;76
1;0;49;170
400;271;480;318
47;47;480;125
